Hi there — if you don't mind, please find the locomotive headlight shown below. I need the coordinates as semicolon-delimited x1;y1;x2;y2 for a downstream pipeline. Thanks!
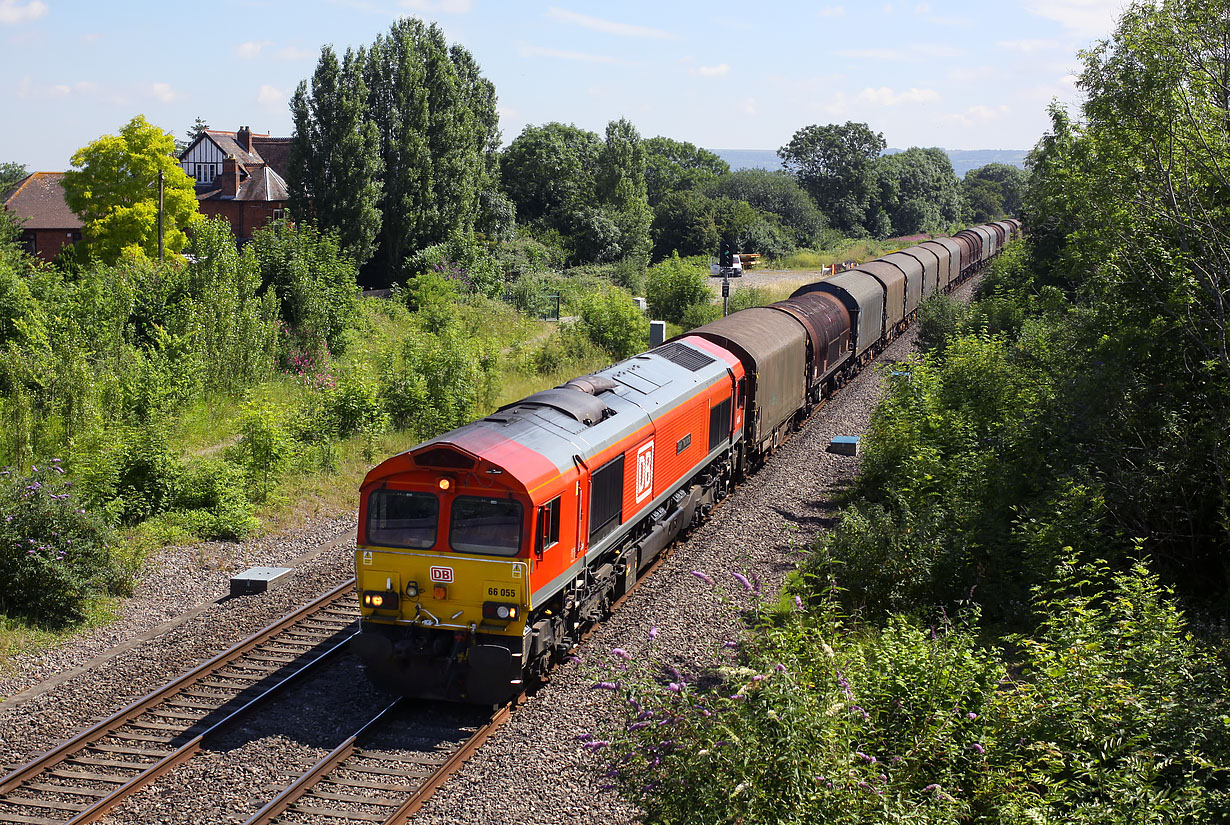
370;594;383;608
482;602;519;622
362;590;400;610
497;605;510;619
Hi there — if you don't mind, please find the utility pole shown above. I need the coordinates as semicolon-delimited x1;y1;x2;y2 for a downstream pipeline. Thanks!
158;169;165;262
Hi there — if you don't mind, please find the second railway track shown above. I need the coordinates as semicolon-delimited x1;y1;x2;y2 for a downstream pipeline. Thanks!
0;579;358;825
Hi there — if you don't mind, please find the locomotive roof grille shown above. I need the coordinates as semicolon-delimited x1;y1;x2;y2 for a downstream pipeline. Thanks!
413;447;477;469
652;341;716;372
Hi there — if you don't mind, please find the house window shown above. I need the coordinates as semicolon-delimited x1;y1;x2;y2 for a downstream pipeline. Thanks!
273;208;285;221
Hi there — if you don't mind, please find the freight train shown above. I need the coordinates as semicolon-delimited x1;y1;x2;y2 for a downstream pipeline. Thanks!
351;220;1022;704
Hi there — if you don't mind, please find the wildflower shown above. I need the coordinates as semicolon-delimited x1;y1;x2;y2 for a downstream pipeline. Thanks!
627;721;650;731
774;663;787;673
592;681;619;691
648;626;659;640
51;458;60;463
690;570;714;585
752;674;765;682
733;783;749;795
576;732;593;741
794;595;804;610
731;571;753;591
855;751;876;764
836;670;853;700
667;682;681;693
697;749;710;757
566;655;583;664
610;648;631;661
850;704;870;720
971;743;985;755
967;712;978;719
820;641;834;658
583;740;610;750
730;693;746;701
923;784;941;793
723;641;739;649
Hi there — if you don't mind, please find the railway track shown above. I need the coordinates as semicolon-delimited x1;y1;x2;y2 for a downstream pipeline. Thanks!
0;579;359;825
245;699;504;825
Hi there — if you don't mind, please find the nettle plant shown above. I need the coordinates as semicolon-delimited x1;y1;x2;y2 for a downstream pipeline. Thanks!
0;461;120;624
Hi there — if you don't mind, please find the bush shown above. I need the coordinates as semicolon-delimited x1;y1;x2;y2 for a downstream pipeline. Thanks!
77;425;185;526
917;292;968;353
679;301;719;331
530;324;606;375
173;458;257;540
646;253;713;325
231;402;297;503
0;461;120;624
576;290;649;360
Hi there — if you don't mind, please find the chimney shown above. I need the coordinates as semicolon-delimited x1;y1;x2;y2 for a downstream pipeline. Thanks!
237;125;252;153
221;155;240;197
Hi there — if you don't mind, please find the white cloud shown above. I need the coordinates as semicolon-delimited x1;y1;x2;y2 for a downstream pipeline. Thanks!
0;0;47;25
234;40;270;59
857;86;940;105
690;63;729;77
818;5;845;17
1025;0;1124;38
400;0;471;12
946;104;1012;126
258;85;284;107
151;82;181;103
997;38;1065;53
546;7;673;39
276;46;316;61
518;44;626;64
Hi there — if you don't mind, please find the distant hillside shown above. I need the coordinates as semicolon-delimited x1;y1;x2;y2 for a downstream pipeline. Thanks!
713;148;1028;178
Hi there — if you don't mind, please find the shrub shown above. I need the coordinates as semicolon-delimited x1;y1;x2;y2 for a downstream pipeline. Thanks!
173;458;257;540
646;253;713;324
530;325;606;375
231;402;297;503
678;301;719;331
577;290;649;360
917;292;968;353
77;424;185;526
0;461;120;624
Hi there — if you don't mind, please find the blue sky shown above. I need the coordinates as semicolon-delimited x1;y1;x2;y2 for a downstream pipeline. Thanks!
1;0;1128;171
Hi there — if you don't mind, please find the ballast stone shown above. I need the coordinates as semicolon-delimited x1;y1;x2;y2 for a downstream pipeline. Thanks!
230;566;294;596
828;435;861;456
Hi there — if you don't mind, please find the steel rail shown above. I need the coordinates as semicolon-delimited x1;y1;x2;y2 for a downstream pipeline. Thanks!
0;577;358;825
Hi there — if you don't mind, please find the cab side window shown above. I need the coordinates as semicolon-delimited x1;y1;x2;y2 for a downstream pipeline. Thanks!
536;496;561;556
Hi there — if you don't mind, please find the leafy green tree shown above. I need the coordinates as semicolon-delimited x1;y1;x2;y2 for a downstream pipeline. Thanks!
576;289;649;360
596;118;652;264
963;162;1024;220
874;147;962;236
176;117;210;153
501;123;603;227
362;17;498;276
643;136;729;205
289;45;384;265
0;162;27;197
62;115;200;263
652;190;720;260
778;121;886;235
702;168;827;246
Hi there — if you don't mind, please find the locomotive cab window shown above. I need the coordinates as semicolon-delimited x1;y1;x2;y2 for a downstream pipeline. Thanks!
737;378;747;408
366;490;438;549
589;455;625;545
536;496;561;556
450;496;523;556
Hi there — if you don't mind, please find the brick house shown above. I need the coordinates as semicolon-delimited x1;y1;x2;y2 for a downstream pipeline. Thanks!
1;172;84;263
178;126;292;242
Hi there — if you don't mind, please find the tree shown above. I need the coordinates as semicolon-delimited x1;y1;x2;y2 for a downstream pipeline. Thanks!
963;162;1025;221
596;118;652;265
0;162;27;198
778;121;886;235
501;122;603;227
289;45;384;265
652;190;720;260
62;115;200;263
874;147;962;236
362;18;498;277
643;137;729;206
176;117;210;153
702;168;827;246
646;253;713;324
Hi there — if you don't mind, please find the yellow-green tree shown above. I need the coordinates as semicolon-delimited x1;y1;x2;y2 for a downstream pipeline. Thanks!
63;115;200;263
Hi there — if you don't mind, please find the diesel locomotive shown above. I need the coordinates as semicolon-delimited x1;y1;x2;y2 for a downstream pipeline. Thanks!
351;220;1022;704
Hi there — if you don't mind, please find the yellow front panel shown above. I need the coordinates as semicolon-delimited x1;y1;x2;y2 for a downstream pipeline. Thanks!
356;548;527;636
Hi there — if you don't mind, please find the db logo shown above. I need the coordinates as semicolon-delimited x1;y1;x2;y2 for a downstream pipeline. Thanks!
635;441;654;503
429;566;454;584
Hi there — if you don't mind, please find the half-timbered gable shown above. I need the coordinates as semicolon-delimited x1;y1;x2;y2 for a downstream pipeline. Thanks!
178;125;292;243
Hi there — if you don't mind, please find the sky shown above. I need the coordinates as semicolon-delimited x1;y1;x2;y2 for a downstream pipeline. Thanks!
0;0;1130;172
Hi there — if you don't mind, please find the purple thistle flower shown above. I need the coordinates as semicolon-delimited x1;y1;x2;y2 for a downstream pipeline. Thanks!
667;682;681;693
855;751;876;764
592;681;619;691
794;595;804;610
690;570;714;585
627;721;650;731
731;571;753;591
610;648;631;661
730;693;746;701
971;743;985;755
648;626;659;640
968;712;978;719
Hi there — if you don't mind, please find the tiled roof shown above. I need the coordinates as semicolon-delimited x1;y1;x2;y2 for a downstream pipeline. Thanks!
2;172;82;230
197;164;289;203
251;136;292;179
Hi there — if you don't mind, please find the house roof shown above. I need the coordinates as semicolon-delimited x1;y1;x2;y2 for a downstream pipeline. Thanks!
2;172;82;230
251;136;292;179
181;129;292;179
197;164;290;203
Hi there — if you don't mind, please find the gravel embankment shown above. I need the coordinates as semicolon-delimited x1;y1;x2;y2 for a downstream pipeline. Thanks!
0;514;357;768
